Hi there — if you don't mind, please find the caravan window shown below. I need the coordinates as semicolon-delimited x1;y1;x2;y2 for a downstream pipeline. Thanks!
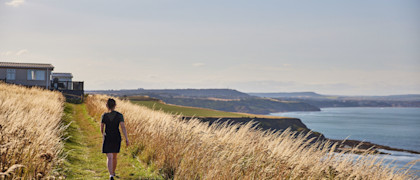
6;69;16;80
27;70;45;80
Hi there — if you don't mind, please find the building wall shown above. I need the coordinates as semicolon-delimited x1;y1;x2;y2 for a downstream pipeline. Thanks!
0;68;5;79
0;67;52;88
55;77;72;81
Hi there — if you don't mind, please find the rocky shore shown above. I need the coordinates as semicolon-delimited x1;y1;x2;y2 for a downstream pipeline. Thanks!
184;116;419;155
329;139;420;154
183;116;325;140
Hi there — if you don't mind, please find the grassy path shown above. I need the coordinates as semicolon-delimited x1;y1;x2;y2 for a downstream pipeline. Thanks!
62;103;160;179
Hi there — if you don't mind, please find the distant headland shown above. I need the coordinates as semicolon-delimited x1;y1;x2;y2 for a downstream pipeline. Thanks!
88;88;420;114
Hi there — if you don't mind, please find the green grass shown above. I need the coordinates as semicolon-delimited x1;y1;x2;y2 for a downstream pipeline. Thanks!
62;103;161;179
131;100;249;117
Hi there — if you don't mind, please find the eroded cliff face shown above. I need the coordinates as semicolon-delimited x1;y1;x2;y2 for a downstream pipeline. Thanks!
182;116;420;154
184;117;325;140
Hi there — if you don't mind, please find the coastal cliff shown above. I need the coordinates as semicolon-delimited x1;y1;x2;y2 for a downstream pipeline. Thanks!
183;116;325;140
90;89;321;114
185;116;420;154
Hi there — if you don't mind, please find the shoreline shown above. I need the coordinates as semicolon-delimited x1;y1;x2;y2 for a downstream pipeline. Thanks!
270;108;420;155
185;116;420;155
329;139;420;155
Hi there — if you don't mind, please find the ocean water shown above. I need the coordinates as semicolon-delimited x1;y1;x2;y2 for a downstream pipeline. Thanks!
270;107;420;176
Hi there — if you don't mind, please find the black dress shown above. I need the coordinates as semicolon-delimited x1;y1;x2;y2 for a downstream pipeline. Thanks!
101;111;124;153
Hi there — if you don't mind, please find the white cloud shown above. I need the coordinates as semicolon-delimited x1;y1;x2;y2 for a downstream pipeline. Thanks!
15;49;28;56
192;63;205;67
0;51;13;56
5;0;25;7
147;74;158;79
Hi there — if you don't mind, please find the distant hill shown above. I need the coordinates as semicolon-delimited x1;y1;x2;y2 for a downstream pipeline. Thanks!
249;92;324;98
88;88;320;114
249;92;420;108
344;94;420;101
88;88;420;111
89;88;250;99
249;92;420;101
155;97;320;114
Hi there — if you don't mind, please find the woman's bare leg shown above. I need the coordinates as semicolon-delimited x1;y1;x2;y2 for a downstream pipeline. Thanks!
112;153;118;175
106;153;114;175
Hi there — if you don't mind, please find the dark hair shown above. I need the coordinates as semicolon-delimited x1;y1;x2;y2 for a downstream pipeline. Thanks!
106;98;116;109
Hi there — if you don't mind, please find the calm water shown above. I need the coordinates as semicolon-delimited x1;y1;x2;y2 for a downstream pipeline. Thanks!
270;107;420;176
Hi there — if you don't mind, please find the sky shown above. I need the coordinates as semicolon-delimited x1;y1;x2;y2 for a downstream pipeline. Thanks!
0;0;419;95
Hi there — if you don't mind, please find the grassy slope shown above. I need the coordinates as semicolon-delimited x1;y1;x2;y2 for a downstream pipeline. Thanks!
62;103;161;179
94;95;415;179
131;100;247;117
131;100;287;118
156;97;320;114
132;100;290;119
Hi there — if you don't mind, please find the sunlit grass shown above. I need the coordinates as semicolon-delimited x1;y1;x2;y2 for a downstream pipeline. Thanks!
86;94;417;179
62;103;161;179
0;82;65;179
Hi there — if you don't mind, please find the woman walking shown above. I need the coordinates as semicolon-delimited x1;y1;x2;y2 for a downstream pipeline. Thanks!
101;98;129;180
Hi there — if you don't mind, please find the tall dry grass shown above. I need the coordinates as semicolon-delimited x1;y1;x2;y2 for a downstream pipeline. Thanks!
86;94;416;179
0;82;65;179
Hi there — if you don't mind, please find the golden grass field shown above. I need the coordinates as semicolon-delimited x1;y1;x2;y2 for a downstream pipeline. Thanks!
0;83;65;179
86;94;417;179
0;82;417;179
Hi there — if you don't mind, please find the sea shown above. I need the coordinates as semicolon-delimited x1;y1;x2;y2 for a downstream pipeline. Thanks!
270;107;420;176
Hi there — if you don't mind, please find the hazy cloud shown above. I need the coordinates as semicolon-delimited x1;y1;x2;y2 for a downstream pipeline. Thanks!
147;74;158;79
192;63;205;67
5;0;25;7
0;51;13;56
0;49;29;59
16;49;28;56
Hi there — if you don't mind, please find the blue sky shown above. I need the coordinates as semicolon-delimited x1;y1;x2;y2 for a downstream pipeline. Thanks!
1;0;419;95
